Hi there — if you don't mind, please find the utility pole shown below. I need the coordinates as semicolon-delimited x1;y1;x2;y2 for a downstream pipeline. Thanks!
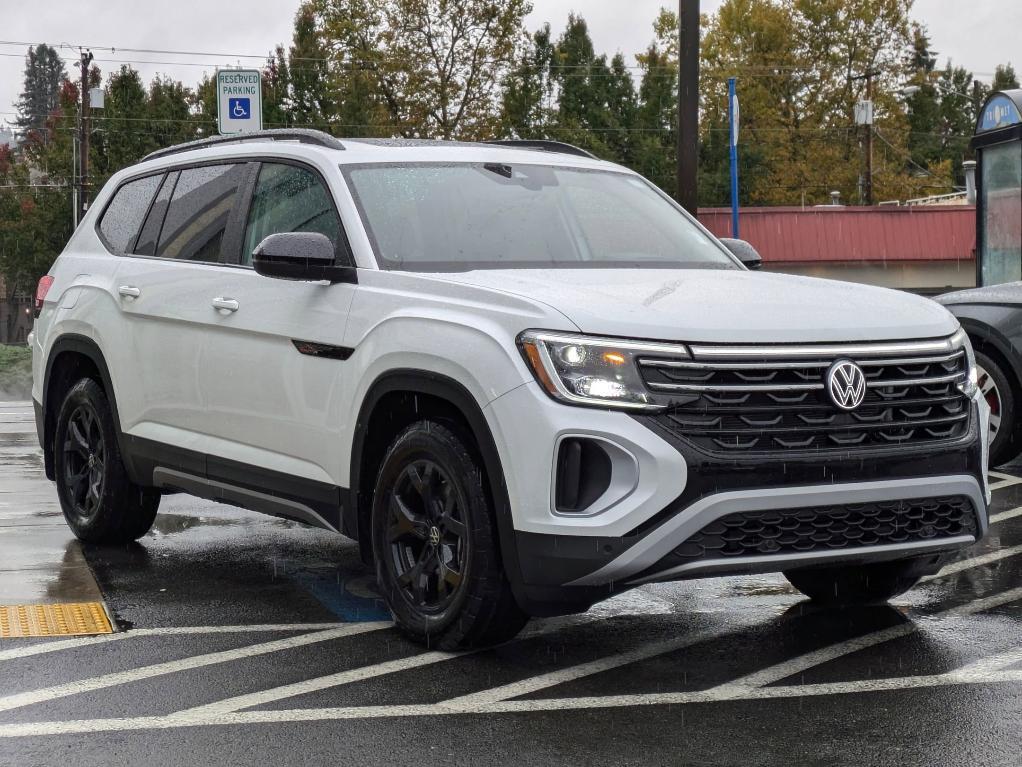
677;0;700;216
77;48;93;225
853;69;879;206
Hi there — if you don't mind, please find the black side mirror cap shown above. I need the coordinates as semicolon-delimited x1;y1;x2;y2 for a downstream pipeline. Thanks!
251;232;358;284
719;237;763;270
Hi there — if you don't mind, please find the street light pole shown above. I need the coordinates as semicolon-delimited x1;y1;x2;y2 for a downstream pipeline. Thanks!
677;0;700;216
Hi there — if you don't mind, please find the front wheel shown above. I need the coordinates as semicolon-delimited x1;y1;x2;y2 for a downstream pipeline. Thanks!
784;558;930;606
371;421;527;649
54;378;160;544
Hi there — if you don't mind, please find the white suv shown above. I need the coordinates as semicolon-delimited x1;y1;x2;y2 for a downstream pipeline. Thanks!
31;130;990;648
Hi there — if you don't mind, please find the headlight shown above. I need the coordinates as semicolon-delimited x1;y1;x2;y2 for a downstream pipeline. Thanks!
517;331;687;411
951;328;978;397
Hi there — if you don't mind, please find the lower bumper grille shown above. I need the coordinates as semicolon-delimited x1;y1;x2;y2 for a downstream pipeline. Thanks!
673;496;977;562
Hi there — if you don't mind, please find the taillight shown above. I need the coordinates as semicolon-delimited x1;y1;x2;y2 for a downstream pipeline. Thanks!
34;275;54;318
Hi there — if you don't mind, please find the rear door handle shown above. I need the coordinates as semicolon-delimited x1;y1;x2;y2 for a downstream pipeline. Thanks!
212;297;240;313
118;285;141;299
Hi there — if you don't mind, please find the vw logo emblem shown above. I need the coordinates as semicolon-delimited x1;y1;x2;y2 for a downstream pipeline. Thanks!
826;359;867;411
428;526;441;547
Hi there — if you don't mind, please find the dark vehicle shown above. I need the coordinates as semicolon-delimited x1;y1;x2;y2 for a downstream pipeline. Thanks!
936;284;1022;465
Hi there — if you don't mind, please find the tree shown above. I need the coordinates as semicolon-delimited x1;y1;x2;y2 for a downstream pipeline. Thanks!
147;76;197;149
263;46;292;128
499;23;554;139
935;61;977;184
315;0;532;139
93;66;151;184
289;3;334;128
904;24;941;169
992;63;1020;91
1;80;77;311
14;44;66;138
635;41;677;195
546;14;622;159
700;0;803;205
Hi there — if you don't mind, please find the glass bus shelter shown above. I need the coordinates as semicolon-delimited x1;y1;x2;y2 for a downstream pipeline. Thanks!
974;89;1022;286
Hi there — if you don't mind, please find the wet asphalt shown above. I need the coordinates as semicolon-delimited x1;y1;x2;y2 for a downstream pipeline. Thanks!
1;400;1022;766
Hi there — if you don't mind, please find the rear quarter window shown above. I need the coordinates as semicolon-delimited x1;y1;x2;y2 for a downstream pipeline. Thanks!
98;174;163;254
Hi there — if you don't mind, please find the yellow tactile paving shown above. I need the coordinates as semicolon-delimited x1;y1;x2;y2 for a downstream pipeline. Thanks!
0;603;112;638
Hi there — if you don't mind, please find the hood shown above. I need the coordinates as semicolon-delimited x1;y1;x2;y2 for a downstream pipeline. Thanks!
436;268;960;343
935;281;1022;307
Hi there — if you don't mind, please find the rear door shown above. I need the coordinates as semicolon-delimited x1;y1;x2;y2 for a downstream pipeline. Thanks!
112;161;255;474
197;160;357;525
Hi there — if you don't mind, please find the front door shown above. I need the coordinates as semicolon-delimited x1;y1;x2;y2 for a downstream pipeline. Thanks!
196;160;358;527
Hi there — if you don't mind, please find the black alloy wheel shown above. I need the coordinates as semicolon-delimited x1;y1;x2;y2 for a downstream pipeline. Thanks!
371;420;528;649
386;459;468;613
61;402;107;521
54;378;160;543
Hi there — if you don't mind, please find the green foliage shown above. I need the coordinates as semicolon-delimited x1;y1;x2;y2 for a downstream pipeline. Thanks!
992;63;1020;92
0;0;1009;300
0;344;32;399
315;0;533;139
499;23;554;139
14;44;66;137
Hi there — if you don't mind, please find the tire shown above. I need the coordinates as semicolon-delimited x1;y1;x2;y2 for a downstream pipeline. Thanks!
975;350;1019;467
784;558;929;606
54;378;160;544
371;420;528;650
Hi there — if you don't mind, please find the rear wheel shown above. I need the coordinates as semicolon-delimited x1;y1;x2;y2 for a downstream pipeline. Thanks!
784;558;929;606
54;379;160;544
371;421;527;649
975;350;1018;466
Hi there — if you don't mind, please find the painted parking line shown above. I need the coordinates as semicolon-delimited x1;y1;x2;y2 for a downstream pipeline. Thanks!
989;505;1022;525
0;585;1018;738
443;623;748;709
0;623;356;663
709;585;1022;692
3;668;1022;739
179;649;466;717
0;623;389;714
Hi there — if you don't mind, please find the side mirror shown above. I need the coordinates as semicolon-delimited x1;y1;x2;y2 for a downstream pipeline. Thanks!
251;232;357;284
719;237;763;270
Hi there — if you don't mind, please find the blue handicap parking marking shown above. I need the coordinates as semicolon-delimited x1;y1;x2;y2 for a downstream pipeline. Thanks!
229;97;251;120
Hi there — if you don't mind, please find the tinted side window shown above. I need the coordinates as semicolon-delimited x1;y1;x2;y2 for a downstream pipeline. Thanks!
133;171;177;257
157;164;248;262
242;163;344;265
98;174;163;254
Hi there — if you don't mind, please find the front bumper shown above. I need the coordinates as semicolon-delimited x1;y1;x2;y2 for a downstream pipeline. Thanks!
487;382;988;614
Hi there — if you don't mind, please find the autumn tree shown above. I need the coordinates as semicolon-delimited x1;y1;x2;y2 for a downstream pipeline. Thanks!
315;0;532;139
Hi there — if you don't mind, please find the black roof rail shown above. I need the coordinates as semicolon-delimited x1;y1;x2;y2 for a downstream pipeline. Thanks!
142;129;345;162
484;139;598;160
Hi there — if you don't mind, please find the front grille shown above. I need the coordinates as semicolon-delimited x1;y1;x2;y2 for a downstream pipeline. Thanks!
673;496;977;562
640;339;970;455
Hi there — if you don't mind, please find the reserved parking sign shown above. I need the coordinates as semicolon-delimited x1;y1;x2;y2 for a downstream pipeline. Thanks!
216;69;262;134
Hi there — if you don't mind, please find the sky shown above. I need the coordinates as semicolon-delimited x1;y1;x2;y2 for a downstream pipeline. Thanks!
0;0;1019;131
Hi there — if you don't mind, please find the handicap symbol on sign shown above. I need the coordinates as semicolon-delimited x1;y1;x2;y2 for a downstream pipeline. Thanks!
229;97;251;120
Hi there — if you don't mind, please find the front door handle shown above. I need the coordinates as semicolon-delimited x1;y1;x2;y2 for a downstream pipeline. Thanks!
212;297;240;313
118;285;141;299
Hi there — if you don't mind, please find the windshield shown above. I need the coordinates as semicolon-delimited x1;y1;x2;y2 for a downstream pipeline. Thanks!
342;163;740;272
